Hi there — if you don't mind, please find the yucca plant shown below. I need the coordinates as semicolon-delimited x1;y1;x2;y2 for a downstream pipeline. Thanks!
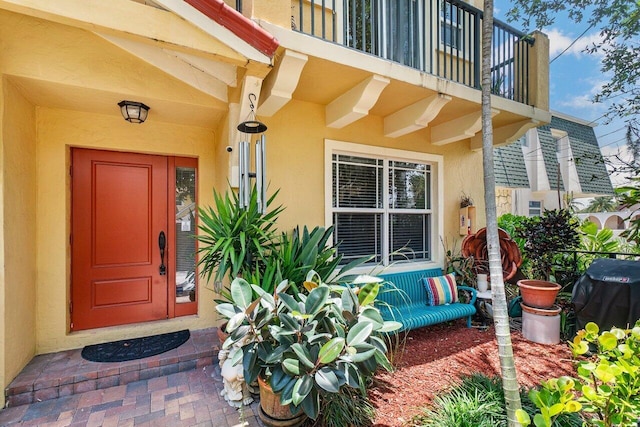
196;186;283;295
276;226;343;285
240;225;342;295
216;272;401;421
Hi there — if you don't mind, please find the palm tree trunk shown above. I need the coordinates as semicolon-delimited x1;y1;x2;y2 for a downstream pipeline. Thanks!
480;1;522;425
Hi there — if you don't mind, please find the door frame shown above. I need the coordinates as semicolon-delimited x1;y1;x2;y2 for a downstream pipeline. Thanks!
70;148;199;331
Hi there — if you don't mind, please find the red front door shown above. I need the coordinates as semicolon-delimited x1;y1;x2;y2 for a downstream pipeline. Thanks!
71;149;169;331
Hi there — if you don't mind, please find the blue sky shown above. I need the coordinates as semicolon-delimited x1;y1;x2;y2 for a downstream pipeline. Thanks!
494;2;633;186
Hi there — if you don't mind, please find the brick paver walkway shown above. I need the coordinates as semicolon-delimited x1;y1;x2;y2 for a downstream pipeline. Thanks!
0;364;263;426
0;329;269;427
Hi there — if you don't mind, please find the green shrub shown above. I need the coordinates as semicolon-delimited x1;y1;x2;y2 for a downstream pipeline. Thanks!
413;374;507;427
517;321;640;427
412;374;581;427
498;213;528;255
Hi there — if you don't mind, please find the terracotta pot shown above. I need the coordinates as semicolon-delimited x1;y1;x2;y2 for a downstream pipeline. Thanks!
257;376;306;427
520;302;561;316
216;322;229;343
517;280;561;309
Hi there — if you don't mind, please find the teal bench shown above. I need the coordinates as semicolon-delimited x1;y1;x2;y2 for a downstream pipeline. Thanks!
376;268;477;331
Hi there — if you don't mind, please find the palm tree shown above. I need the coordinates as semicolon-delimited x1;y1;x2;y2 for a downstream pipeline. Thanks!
480;1;522;424
581;196;617;213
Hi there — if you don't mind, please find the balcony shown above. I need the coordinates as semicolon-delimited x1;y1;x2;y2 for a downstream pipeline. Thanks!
286;0;533;106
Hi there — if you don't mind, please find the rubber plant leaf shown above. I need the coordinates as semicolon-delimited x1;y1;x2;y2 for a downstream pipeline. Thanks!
357;282;380;307
290;343;315;370
291;375;313;406
278;293;299;312
242;343;259;384
269;366;292;393
314;367;341;393
318;337;345;364
300;388;320;420
244;298;261;317
341;285;358;313
225;312;245;334
215;303;238;320
346;347;376;363
374;348;392;372
282;358;301;376
346;322;373;347
305;286;329;316
279;376;297;406
358;306;384;329
230;278;252;309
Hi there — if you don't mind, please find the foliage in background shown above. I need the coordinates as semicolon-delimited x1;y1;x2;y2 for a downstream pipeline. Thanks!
411;373;581;427
497;213;529;266
506;0;640;121
580;221;620;254
517;321;640;427
514;209;580;283
617;178;640;248
579;197;618;213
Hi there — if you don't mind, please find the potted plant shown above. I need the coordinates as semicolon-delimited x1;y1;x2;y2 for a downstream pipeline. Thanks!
459;194;476;235
216;271;401;426
515;209;580;308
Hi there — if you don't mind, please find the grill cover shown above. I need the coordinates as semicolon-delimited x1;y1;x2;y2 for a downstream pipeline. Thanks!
572;258;640;331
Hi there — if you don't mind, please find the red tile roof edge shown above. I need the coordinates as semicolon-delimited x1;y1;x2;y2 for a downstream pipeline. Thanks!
184;0;279;58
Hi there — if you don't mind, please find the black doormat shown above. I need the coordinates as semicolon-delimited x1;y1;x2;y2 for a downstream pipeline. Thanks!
81;330;190;363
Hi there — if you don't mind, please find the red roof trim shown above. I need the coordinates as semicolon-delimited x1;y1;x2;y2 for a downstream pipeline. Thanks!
184;0;279;58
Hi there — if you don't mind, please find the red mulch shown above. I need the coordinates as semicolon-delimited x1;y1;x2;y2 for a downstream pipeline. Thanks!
369;320;575;426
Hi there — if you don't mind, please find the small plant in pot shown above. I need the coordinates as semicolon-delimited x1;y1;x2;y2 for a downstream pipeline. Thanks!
216;271;401;426
515;209;580;309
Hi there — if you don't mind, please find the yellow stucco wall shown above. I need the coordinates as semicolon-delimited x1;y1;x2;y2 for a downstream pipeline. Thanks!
260;99;486;254
0;76;5;409
1;78;38;408
0;9;221;118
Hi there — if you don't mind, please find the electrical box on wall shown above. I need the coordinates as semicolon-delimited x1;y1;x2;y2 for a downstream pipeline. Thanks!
459;206;476;235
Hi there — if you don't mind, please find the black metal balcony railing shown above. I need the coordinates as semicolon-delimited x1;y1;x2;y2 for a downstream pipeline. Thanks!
285;0;533;105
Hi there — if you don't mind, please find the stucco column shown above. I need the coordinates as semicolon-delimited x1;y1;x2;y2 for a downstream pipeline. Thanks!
528;30;550;111
0;75;5;411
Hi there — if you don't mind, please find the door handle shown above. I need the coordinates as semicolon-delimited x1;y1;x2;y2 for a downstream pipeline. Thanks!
158;231;166;276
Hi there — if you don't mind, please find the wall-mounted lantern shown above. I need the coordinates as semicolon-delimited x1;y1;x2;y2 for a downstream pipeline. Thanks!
118;100;150;124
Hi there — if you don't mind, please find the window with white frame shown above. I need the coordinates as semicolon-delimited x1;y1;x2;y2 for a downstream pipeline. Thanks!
529;200;542;217
440;1;463;50
327;141;440;267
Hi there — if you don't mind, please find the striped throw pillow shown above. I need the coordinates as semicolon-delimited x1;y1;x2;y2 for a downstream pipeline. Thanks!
422;273;458;306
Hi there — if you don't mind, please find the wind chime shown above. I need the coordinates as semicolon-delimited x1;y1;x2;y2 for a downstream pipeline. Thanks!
236;93;267;214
